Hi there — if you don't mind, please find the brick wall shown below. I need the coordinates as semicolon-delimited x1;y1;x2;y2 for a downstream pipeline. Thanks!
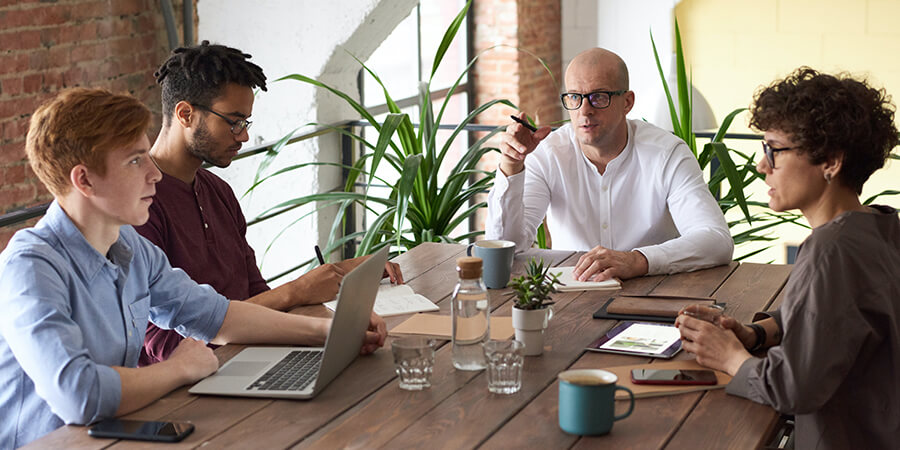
0;0;195;248
471;0;563;230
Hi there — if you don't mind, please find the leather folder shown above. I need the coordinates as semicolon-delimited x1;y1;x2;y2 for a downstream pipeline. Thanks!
593;295;720;323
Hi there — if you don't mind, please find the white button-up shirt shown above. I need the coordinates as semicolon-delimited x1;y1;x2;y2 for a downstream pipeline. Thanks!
486;119;733;275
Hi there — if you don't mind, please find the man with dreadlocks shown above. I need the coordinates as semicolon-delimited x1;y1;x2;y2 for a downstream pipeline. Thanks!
137;41;400;365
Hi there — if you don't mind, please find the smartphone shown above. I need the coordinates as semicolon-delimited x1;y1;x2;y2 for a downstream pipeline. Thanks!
87;419;194;442
630;369;718;385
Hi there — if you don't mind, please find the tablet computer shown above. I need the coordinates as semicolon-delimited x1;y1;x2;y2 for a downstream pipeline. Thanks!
586;321;682;358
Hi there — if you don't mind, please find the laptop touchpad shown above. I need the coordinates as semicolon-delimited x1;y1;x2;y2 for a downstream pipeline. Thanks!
218;361;269;377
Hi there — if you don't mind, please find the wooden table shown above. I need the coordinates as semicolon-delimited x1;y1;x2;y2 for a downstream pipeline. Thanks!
27;243;792;449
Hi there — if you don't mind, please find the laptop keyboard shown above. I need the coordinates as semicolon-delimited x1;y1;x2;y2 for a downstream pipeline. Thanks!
246;350;322;392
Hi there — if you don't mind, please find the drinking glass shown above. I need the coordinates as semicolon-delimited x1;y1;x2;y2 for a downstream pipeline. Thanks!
484;340;524;394
391;337;436;390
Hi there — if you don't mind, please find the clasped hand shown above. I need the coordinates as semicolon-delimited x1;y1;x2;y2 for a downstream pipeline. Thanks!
675;306;754;376
572;246;649;282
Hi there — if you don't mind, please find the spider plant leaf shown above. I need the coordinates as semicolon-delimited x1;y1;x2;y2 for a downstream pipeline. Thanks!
707;141;752;225
430;0;471;81
650;29;681;138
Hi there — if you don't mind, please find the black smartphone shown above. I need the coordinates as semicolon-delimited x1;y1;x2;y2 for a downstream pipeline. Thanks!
87;419;194;442
630;369;718;385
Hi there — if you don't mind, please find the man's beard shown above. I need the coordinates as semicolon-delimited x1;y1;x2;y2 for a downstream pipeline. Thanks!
186;120;232;168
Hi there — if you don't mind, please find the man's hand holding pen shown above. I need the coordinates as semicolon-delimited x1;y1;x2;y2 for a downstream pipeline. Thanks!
500;112;552;176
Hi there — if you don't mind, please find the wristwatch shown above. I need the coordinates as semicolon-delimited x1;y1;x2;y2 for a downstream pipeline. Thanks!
747;323;766;352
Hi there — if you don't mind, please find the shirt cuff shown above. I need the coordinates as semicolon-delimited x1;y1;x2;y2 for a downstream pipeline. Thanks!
189;291;230;342
93;365;122;423
632;246;663;275
725;356;764;400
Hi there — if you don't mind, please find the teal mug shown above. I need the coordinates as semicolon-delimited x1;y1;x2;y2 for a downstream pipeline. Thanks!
558;369;635;435
466;240;515;289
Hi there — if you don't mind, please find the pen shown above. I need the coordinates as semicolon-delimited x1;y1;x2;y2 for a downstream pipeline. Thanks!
314;245;325;265
509;114;538;132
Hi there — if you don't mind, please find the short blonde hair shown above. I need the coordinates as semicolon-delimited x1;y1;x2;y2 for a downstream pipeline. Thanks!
25;88;151;197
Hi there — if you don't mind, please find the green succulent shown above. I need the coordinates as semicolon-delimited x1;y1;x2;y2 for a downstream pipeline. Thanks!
509;257;563;310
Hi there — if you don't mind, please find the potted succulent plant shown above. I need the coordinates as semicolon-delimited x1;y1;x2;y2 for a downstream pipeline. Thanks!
509;258;563;356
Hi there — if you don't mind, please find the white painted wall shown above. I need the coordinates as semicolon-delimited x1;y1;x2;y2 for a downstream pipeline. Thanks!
198;0;416;285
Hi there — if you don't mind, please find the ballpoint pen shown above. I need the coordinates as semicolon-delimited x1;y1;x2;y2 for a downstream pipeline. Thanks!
509;114;538;132
314;245;325;265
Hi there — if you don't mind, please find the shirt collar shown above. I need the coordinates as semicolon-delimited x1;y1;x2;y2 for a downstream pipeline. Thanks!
568;120;636;175
43;200;134;281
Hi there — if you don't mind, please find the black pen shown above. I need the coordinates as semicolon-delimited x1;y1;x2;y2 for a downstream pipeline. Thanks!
314;245;325;265
509;114;537;132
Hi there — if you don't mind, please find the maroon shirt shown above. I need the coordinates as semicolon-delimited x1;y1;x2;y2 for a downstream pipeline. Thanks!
135;169;268;366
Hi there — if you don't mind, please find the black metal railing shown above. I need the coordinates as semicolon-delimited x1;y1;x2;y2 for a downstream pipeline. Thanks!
0;122;763;283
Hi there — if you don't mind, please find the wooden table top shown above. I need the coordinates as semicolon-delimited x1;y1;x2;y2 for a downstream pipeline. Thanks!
27;243;792;449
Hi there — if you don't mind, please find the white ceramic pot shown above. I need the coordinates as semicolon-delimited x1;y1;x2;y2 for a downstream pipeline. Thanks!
512;306;553;356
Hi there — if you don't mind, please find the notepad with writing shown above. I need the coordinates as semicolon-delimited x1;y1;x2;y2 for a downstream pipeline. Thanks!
324;281;439;317
552;266;621;292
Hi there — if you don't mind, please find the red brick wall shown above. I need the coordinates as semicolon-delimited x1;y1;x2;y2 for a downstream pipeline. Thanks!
0;0;195;248
471;0;562;230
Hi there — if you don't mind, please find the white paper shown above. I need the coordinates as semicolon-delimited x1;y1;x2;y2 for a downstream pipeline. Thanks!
324;280;439;317
552;266;621;291
599;323;681;355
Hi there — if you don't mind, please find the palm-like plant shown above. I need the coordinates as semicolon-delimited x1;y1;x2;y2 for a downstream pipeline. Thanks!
650;20;806;259
246;0;515;263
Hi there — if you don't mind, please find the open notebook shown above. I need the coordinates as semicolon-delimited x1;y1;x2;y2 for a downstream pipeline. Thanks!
324;280;439;317
552;266;621;292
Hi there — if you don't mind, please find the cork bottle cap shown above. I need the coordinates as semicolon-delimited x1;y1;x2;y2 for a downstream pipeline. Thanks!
456;256;482;279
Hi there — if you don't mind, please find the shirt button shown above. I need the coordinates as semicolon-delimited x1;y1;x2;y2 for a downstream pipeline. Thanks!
602;185;608;192
602;223;608;230
204;223;209;229
199;206;203;211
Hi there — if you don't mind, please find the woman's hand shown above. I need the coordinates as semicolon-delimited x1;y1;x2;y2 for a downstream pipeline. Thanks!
676;314;752;376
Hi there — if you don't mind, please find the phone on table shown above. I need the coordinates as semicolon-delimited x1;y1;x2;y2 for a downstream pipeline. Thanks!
630;369;718;385
87;419;194;442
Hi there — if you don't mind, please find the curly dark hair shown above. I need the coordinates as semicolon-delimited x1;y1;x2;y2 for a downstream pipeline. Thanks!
749;67;898;193
155;40;267;125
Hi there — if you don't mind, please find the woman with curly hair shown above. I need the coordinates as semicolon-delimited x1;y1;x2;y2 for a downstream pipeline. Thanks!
676;67;900;448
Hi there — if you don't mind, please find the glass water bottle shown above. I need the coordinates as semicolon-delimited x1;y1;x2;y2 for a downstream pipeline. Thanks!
451;256;490;370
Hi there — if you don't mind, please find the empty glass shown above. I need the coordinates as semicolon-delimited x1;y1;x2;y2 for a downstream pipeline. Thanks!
484;340;525;394
391;337;436;390
679;304;726;325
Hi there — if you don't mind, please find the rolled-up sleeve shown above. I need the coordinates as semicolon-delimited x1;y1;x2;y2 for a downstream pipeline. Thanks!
140;237;229;342
0;252;121;425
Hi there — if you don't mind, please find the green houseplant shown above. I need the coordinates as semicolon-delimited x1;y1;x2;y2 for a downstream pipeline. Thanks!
651;20;807;260
245;0;517;266
509;258;562;356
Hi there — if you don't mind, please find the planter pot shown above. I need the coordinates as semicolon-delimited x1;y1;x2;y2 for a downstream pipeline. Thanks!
512;306;553;356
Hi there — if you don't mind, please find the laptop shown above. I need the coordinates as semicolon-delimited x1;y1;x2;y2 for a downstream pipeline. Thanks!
189;246;390;399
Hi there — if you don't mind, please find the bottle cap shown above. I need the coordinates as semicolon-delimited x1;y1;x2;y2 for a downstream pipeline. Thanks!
456;256;482;279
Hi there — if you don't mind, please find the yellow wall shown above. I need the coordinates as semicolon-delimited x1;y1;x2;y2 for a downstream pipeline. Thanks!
677;0;900;263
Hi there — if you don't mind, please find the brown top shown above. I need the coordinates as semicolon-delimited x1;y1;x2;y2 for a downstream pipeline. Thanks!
135;169;269;365
727;205;900;449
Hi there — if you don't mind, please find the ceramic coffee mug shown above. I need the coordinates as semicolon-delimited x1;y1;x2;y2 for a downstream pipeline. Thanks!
558;369;635;435
466;240;515;289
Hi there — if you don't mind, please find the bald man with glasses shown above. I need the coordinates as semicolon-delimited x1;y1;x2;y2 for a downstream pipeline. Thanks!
486;48;733;282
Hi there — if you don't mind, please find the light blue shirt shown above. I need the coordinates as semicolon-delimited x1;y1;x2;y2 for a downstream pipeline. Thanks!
0;201;230;448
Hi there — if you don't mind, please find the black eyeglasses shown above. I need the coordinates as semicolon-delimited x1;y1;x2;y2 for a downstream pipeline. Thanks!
194;104;251;135
761;141;798;169
560;90;627;110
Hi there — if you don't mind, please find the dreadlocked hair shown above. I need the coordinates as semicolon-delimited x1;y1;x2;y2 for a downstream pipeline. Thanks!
155;40;267;124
